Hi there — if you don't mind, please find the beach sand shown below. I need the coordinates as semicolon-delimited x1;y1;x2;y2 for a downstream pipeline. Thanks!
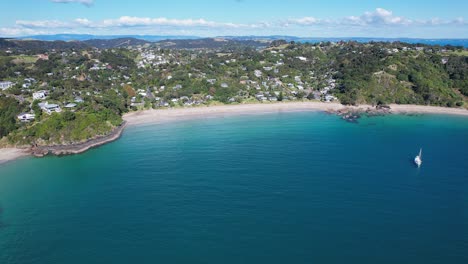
123;102;468;126
0;148;29;165
124;102;353;126
389;104;468;116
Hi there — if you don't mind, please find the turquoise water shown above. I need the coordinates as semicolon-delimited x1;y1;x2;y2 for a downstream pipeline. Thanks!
0;111;468;264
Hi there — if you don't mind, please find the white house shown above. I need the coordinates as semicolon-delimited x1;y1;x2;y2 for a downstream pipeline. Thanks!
64;103;77;108
0;81;14;90
17;113;35;122
325;95;337;102
33;91;47;100
254;70;262;78
39;102;61;114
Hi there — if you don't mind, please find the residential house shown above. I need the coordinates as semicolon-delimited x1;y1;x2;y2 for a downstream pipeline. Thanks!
325;95;337;102
254;70;262;78
17;113;35;122
64;103;77;109
0;81;14;90
33;91;48;100
39;102;62;114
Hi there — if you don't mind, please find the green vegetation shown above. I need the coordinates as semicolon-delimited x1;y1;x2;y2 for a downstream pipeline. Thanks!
12;55;39;64
0;96;24;138
330;42;466;106
8;111;121;145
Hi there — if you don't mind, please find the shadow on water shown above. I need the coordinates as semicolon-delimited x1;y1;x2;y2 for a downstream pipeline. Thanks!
407;157;421;170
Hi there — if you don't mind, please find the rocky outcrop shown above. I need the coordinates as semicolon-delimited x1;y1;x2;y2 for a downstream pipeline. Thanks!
31;122;127;157
329;105;392;122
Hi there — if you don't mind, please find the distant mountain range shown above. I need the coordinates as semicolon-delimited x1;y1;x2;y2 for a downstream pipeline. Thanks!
0;38;89;51
222;36;468;47
1;35;467;52
156;38;269;49
16;34;468;47
19;34;200;42
0;37;269;51
0;38;270;50
83;38;150;49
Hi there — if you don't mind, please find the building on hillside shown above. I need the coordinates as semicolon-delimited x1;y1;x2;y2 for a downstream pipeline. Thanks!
17;113;35;122
0;81;14;90
39;102;62;114
33;91;48;100
64;103;77;109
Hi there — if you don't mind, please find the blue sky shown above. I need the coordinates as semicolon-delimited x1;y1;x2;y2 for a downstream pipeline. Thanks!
1;0;467;38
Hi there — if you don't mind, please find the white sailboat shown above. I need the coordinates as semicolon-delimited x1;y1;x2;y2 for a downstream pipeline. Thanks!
414;148;422;167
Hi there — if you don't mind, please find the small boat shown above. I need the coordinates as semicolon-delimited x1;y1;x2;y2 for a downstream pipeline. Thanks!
414;148;422;167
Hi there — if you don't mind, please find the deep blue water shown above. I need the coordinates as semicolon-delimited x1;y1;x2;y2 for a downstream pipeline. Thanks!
0;112;467;264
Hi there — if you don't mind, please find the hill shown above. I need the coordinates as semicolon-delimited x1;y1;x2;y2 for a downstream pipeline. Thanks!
155;38;269;49
83;38;150;49
0;38;88;52
18;34;200;42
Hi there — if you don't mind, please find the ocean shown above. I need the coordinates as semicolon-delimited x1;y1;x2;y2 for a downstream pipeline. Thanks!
0;111;467;264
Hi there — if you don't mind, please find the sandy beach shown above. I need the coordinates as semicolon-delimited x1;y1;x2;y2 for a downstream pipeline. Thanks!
124;102;355;126
389;104;468;116
123;102;468;126
0;148;30;165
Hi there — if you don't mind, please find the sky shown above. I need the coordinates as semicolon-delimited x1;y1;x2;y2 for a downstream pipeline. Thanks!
1;0;467;38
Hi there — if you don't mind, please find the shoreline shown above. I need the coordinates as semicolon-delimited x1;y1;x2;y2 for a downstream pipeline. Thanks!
123;102;468;126
1;102;467;165
0;148;30;165
123;102;362;126
388;104;468;116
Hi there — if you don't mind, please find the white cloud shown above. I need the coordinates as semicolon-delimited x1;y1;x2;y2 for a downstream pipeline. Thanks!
343;8;412;26
285;17;321;26
0;8;466;38
75;18;93;26
100;16;254;29
102;16;217;27
285;8;468;29
286;8;412;27
16;20;71;28
0;27;38;36
51;0;94;7
452;17;467;25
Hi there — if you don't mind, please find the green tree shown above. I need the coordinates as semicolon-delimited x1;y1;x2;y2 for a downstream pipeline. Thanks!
278;91;283;101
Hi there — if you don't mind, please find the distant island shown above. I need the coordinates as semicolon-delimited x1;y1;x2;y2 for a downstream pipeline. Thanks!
0;36;467;159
